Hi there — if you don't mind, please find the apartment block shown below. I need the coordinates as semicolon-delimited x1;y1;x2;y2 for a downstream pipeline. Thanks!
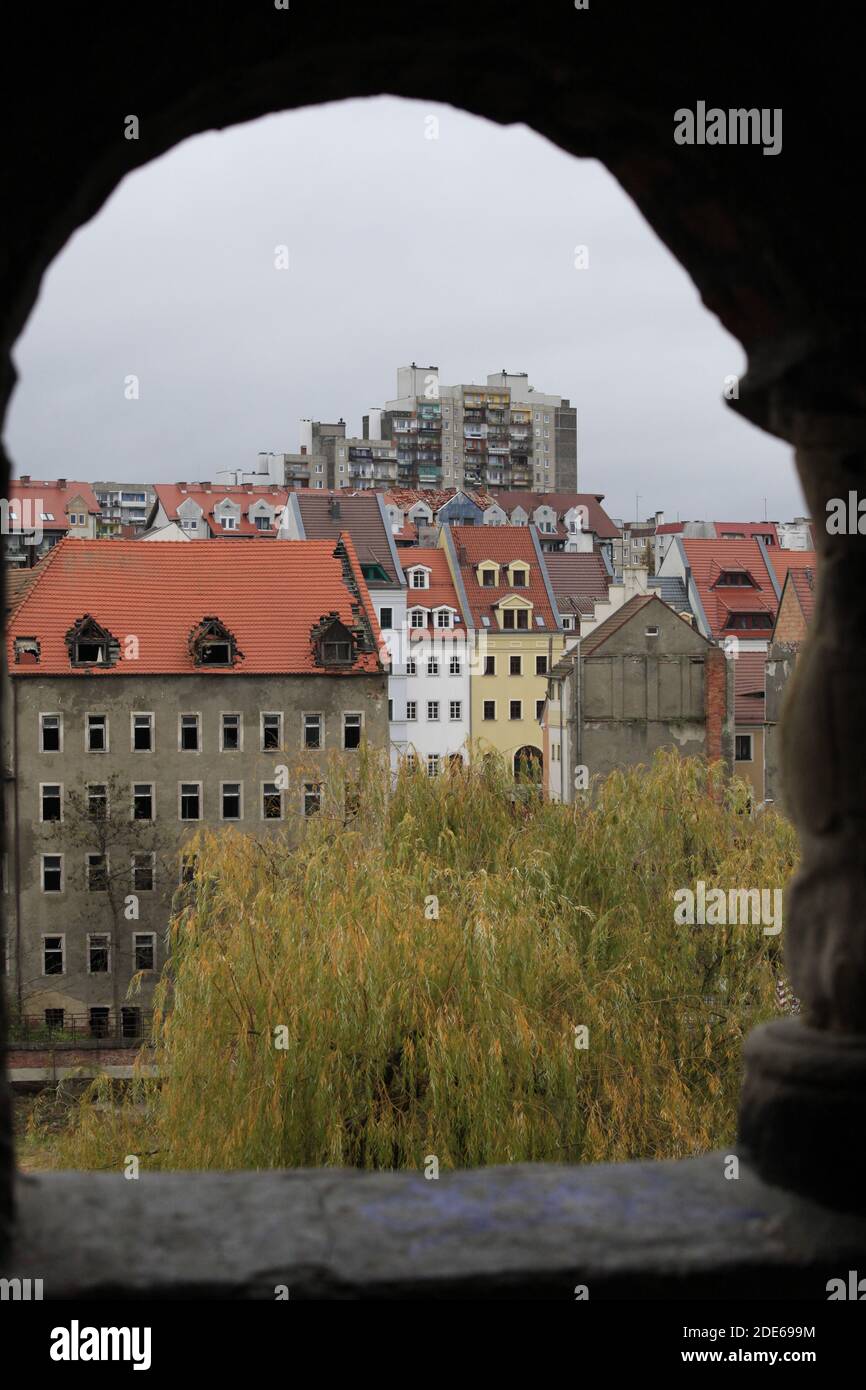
4;478;101;567
93;482;156;536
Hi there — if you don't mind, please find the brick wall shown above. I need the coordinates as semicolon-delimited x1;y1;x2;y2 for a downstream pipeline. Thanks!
772;585;807;644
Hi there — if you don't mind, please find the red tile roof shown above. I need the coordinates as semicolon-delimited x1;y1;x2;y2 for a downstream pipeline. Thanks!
153;483;290;536
734;652;767;724
765;548;818;591
8;479;100;531
715;522;780;545
385;487;494;512
681;539;778;640
543;553;611;616
294;493;400;583
446;526;558;630
494;492;621;539
404;548;464;637
7;537;382;677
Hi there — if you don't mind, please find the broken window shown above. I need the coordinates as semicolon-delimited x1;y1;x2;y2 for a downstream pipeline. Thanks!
262;782;283;819
41;854;62;892
132;783;153;820
222;782;241;820
189;617;241;667
180;783;201;820
87;784;108;819
40;713;61;751
133;933;155;970
343;713;362;749
87;854;108;891
89;1008;110;1038
132;853;154;892
303;714;322;749
261;713;282;750
41;784;62;821
303;782;322;817
121;1006;142;1038
86;714;107;751
43;936;64;975
88;934;110;973
65;615;118;667
221;713;241;750
132;713;153;750
180;714;200;750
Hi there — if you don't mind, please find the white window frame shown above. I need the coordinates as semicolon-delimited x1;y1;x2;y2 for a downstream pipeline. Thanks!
406;701;417;721
449;701;462;722
302;782;322;817
342;712;363;750
302;712;324;750
220;780;243;821
87;931;112;975
85;712;109;753
131;852;155;893
133;930;157;972
448;655;462;676
39;712;63;753
131;781;155;822
179;781;203;821
427;701;440;721
41;852;64;894
42;933;66;977
86;851;109;892
179;712;201;752
261;780;285;821
261;711;283;752
221;712;243;752
131;711;155;752
86;781;109;820
39;781;63;823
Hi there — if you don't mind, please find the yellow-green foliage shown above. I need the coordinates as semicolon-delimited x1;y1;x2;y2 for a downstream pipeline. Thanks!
42;749;799;1172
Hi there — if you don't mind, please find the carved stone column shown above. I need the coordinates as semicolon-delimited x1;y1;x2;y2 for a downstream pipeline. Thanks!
739;394;866;1209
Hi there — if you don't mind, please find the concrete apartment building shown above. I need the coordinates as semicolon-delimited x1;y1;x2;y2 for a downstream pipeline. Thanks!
371;365;578;493
3;537;387;1031
93;483;156;536
543;594;734;802
440;524;564;778
4;478;101;567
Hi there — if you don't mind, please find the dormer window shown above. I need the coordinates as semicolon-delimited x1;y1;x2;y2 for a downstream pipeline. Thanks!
313;615;356;667
435;609;453;629
725;612;773;630
511;567;528;588
14;636;40;665
715;569;756;587
502;608;530;630
409;608;427;629
221;515;239;531
65;616;119;668
408;567;430;589
189;617;241;667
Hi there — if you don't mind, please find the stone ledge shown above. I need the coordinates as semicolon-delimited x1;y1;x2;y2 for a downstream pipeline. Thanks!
5;1155;866;1298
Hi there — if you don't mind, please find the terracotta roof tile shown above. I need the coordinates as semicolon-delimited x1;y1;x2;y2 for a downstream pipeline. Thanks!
681;538;778;640
295;493;400;583
447;526;558;630
7;537;382;678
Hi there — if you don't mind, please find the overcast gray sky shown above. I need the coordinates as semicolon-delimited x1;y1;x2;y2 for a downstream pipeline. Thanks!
6;96;803;524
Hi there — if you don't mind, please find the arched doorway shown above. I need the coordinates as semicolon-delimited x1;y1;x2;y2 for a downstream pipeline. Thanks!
513;745;543;783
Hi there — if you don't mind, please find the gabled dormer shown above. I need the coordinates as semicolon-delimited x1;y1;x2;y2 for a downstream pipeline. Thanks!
496;594;535;631
712;566;759;588
408;604;429;629
177;496;204;534
188;616;243;667
406;563;431;590
311;613;356;667
510;506;529;526
507;560;530;588
65;615;120;667
432;605;458;630
214;496;242;531
476;560;500;588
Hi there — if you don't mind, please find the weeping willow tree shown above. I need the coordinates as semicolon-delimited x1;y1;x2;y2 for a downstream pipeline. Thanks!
41;748;799;1172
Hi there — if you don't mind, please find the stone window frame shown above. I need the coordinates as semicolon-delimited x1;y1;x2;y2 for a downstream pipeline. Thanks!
220;780;243;822
260;780;284;821
178;712;202;753
131;710;155;752
86;781;109;820
131;852;155;893
260;711;283;752
41;932;66;977
85;711;109;753
38;711;63;753
39;781;63;823
220;712;243;752
85;851;109;893
40;852;64;894
302;712;324;750
131;782;155;822
178;781;202;822
86;931;112;974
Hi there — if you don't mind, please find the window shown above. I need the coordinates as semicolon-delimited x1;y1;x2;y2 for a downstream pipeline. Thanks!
427;754;441;777
406;701;417;721
484;655;495;676
86;714;107;751
43;936;65;975
388;699;393;721
510;700;523;721
343;713;362;749
735;734;754;762
645;626;660;638
718;571;754;587
132;783;153;821
254;514;271;531
87;783;108;819
180;713;200;751
483;700;496;721
180;853;198;884
132;712;153;750
132;853;154;892
221;713;241;751
510;655;522;676
410;568;429;589
90;1008;111;1038
221;782;242;820
427;701;440;721
562;616;575;631
41;854;63;893
379;607;393;630
88;933;111;973
726;613;773;630
40;713;61;752
427;656;439;676
121;1006;142;1038
502;608;529;630
133;932;156;971
536;699;546;721
179;783;201;820
303;714;322;749
449;655;462;676
40;783;62;822
45;1008;65;1032
86;853;109;892
303;782;322;817
482;569;496;587
220;514;238;530
262;782;283;820
536;655;548;676
436;610;452;629
449;700;462;721
261;712;282;750
410;609;426;629
512;568;528;587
